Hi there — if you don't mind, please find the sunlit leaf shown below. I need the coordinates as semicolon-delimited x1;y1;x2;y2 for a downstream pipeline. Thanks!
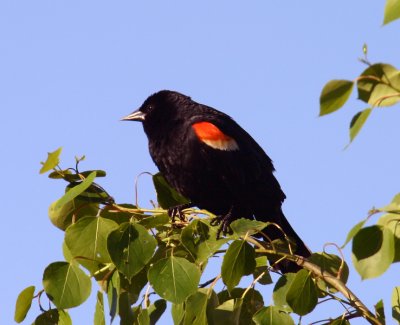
319;80;354;116
49;198;99;231
42;262;91;309
352;225;395;279
378;193;400;214
392;286;400;323
377;213;400;262
357;63;400;107
342;218;369;248
40;147;62;174
94;291;105;325
349;108;372;143
148;256;200;303
286;269;318;315
14;285;35;323
384;0;400;25
221;240;256;292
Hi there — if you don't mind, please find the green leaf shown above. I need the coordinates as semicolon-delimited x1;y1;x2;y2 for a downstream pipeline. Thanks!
213;298;243;325
319;80;354;116
254;256;273;285
14;285;35;323
181;219;229;263
100;203;138;225
49;169;106;181
40;147;62;174
34;309;72;325
66;181;114;205
286;269;318;316
119;266;149;305
221;240;256;292
148;256;200;303
218;288;264;325
49;198;99;231
107;222;157;278
384;0;400;25
230;218;269;237
378;193;400;214
349;108;372;143
107;271;120;323
377;213;400;262
54;172;97;209
171;303;185;325
352;225;395;279
139;213;170;229
357;63;400;107
273;273;296;312
136;308;150;325
374;299;385;325
342;218;369;248
65;216;118;273
42;261;92;309
148;299;167;325
94;291;105;325
119;292;137;325
392;286;400;323
308;253;349;292
183;291;208;325
152;173;189;209
253;306;295;325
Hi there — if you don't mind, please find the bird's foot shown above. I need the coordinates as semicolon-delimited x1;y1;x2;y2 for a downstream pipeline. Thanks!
168;202;193;223
210;209;235;239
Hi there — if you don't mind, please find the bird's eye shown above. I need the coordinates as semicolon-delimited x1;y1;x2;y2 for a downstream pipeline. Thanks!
146;105;154;113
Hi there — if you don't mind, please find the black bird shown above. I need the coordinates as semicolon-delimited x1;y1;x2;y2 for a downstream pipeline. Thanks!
123;90;310;272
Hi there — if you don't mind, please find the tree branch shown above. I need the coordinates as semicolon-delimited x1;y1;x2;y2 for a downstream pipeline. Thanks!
246;236;382;325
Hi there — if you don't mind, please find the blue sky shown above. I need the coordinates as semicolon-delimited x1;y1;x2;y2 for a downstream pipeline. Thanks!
1;1;400;324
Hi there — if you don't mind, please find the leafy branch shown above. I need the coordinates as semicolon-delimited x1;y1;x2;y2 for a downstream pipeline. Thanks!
15;150;393;324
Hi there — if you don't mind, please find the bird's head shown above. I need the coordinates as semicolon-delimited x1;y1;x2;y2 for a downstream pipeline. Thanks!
122;90;194;136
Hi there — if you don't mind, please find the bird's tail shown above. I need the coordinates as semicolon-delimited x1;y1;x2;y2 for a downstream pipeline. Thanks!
260;210;311;273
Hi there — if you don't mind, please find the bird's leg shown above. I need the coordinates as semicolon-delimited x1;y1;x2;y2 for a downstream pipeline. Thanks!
168;202;194;222
210;206;236;239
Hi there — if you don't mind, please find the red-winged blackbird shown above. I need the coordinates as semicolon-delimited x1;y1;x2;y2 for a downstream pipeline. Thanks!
123;90;310;272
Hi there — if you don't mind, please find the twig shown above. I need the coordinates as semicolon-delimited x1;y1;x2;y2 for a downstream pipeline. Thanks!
245;237;382;325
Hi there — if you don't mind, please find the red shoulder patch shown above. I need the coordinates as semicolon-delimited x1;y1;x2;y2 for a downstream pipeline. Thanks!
192;122;239;151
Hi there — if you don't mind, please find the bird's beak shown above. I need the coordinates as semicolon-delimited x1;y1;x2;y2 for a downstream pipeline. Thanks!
121;109;146;122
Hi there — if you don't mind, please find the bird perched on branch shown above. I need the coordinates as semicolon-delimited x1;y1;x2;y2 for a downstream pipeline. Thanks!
123;90;310;272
